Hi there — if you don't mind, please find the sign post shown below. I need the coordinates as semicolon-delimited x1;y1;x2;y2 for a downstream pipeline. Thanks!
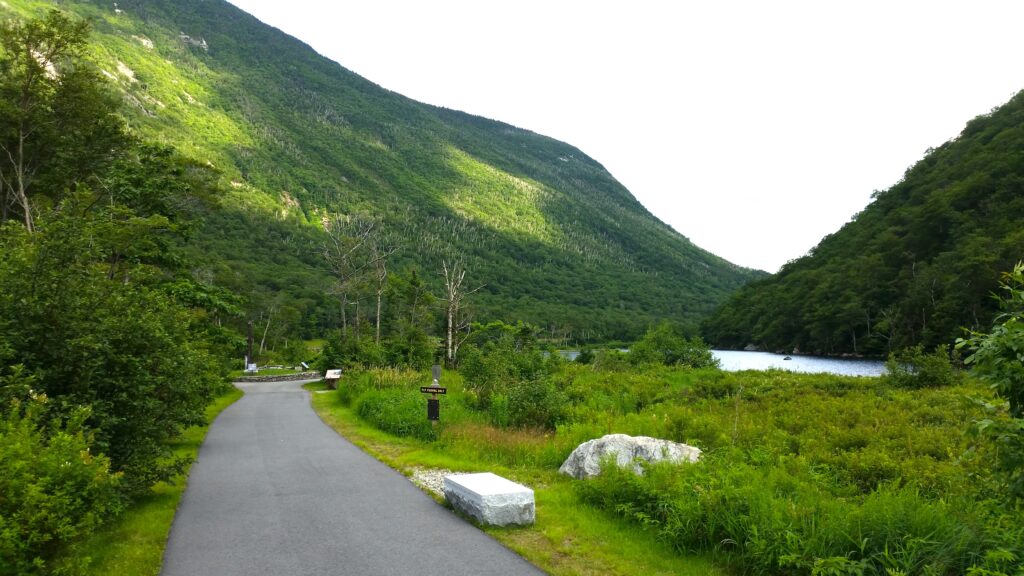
324;368;343;390
421;364;447;421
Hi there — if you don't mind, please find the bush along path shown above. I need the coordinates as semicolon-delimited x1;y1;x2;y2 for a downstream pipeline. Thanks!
160;378;542;576
71;386;243;575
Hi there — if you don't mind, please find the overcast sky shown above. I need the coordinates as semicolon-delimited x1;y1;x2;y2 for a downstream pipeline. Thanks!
227;0;1024;272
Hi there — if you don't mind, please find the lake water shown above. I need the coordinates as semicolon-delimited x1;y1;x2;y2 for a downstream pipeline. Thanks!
712;350;886;376
559;349;886;377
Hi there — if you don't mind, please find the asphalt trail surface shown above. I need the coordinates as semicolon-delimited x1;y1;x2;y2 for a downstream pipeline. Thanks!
161;379;543;576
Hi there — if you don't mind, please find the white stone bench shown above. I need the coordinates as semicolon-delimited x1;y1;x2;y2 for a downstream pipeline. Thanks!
443;472;535;526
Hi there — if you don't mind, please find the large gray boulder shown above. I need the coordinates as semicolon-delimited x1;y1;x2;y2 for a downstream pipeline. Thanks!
559;433;701;479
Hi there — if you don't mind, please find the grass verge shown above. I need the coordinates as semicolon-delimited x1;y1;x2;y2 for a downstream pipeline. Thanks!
305;381;724;576
75;386;244;575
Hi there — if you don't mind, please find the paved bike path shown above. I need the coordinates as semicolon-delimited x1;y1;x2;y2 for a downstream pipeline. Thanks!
161;379;542;576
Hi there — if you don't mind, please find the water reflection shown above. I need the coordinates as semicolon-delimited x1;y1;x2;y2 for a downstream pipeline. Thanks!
713;350;886;376
558;349;886;377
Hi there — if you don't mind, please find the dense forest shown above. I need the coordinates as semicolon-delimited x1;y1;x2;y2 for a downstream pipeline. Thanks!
704;90;1024;356
0;0;761;346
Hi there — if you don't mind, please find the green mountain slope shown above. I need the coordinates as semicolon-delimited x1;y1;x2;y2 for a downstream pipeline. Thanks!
2;0;759;341
704;91;1024;356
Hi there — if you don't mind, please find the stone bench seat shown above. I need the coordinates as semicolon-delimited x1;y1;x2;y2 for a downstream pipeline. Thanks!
443;472;535;527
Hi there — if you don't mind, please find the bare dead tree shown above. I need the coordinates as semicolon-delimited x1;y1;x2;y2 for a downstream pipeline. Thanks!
259;306;274;354
371;240;396;345
322;214;375;337
322;213;395;340
441;259;483;367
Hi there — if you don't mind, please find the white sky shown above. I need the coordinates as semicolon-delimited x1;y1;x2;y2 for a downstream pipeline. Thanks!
227;0;1024;272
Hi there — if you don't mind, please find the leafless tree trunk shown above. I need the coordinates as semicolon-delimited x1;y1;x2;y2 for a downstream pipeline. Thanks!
2;129;35;232
442;259;482;367
374;250;388;345
322;215;375;337
259;308;274;354
340;292;348;335
354;298;361;332
0;171;9;223
321;214;396;343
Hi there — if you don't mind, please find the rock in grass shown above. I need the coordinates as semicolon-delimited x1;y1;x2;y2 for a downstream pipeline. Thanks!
559;434;701;479
443;472;535;526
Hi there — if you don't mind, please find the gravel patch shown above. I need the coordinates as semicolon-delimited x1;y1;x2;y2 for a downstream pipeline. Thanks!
409;467;457;497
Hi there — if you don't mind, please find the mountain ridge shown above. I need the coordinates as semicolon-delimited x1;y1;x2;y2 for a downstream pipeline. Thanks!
3;0;762;342
704;90;1024;355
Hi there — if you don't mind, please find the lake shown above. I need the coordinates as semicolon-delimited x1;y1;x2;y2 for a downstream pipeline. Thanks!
559;349;886;377
712;350;886;376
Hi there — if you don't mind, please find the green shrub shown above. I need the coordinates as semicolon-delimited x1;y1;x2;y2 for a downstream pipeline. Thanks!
315;335;345;375
0;387;121;576
690;371;740;399
356;388;436;441
630;322;720;368
574;348;595;364
506;377;567;429
958;263;1024;500
0;215;224;497
592;348;630;371
885;345;962;389
459;334;548;409
488;393;512;427
384;324;434;370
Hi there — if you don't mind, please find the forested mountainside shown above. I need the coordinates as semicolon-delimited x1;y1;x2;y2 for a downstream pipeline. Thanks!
1;0;759;342
704;90;1024;356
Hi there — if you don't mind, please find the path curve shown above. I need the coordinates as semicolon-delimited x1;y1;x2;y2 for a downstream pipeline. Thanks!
161;379;542;575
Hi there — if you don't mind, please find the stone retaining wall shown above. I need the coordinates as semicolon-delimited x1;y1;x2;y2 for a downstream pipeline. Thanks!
233;371;321;383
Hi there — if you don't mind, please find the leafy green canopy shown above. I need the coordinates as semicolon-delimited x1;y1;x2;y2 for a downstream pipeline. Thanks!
704;91;1024;355
0;9;125;231
630;321;719;368
0;11;240;572
958;262;1024;499
0;9;235;498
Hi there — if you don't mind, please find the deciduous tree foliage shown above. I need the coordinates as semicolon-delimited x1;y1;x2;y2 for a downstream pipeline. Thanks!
0;9;125;231
0;368;121;576
0;11;235;571
0;208;224;495
958;263;1024;499
630;322;719;368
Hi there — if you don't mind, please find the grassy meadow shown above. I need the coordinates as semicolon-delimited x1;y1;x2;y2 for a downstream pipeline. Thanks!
308;362;1023;575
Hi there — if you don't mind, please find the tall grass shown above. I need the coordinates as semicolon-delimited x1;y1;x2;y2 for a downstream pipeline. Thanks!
334;365;1024;575
578;458;1017;575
